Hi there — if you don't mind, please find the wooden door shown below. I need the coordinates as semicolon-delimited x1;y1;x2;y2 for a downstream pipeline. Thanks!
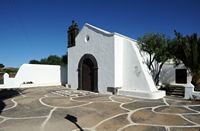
82;59;93;91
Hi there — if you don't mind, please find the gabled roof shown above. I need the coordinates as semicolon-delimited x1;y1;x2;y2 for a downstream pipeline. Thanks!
84;23;138;43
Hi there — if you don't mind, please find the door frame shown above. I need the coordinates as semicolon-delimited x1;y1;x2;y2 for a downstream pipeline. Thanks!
78;54;98;92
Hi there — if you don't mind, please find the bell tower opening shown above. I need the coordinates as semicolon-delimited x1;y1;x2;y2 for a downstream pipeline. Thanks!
67;20;79;48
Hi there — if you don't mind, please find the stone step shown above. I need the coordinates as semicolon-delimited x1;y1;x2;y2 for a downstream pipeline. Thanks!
166;86;185;97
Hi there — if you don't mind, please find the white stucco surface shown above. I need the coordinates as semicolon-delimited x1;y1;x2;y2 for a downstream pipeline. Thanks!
68;23;165;99
160;63;192;85
68;24;115;93
114;34;165;99
0;64;67;88
184;84;200;99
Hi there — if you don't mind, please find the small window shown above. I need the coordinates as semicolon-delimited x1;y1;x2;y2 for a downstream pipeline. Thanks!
175;69;187;84
85;35;90;42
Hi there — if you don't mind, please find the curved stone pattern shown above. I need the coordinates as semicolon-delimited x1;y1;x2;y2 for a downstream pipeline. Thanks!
0;118;46;131
1;97;52;117
166;99;200;106
2;99;15;110
154;106;196;114
73;94;111;102
41;96;88;108
110;96;134;103
131;108;193;126
22;86;62;97
170;127;200;131
188;106;200;112
122;125;166;131
0;117;4;122
0;86;200;130
122;101;165;110
96;114;129;131
183;114;200;124
44;103;127;131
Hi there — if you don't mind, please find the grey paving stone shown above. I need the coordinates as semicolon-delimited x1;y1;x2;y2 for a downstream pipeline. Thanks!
96;114;129;131
170;127;200;131
1;97;52;117
2;99;15;110
183;114;200;124
189;106;200;112
122;125;166;131
111;96;134;103
45;102;127;131
73;94;111;102
42;96;88;107
0;118;45;131
154;106;196;113
131;108;193;126
0;117;4;123
166;99;200;106
0;86;200;131
122;101;165;110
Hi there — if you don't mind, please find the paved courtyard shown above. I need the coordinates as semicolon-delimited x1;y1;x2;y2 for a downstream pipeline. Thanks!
0;86;200;131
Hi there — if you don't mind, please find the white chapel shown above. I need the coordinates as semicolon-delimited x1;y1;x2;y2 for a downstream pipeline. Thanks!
67;21;165;99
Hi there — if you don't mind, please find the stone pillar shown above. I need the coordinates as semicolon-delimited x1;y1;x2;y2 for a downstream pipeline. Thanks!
184;83;194;99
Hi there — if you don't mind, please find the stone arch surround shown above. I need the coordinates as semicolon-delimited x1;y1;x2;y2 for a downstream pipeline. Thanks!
78;54;98;92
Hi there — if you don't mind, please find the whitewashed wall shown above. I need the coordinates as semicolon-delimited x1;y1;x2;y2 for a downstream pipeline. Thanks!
1;64;67;88
68;24;115;93
114;34;165;99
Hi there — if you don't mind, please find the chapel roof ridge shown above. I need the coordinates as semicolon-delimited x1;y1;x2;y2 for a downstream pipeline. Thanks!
84;23;138;43
84;23;113;35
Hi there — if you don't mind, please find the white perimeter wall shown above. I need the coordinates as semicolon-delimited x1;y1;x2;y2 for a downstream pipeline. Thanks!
68;24;115;93
2;64;67;88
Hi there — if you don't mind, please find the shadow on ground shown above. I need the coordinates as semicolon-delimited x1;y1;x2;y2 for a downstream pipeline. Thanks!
0;89;22;114
65;114;84;131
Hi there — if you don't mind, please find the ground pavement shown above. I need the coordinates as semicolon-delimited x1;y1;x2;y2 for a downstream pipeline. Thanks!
0;86;200;131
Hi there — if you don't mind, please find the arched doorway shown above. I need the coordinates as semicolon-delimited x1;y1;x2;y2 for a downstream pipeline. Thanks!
78;54;98;92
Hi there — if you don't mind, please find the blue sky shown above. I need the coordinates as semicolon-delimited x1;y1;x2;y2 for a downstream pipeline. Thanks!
0;0;200;67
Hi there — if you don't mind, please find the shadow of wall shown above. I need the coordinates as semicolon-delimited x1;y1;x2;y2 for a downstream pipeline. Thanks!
0;89;21;114
60;65;68;85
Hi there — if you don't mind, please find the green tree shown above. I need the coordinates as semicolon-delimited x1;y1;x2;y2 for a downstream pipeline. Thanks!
46;55;61;65
61;54;68;65
138;33;172;85
39;55;61;65
40;58;48;64
170;31;200;86
29;55;62;65
29;60;40;64
0;64;5;68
